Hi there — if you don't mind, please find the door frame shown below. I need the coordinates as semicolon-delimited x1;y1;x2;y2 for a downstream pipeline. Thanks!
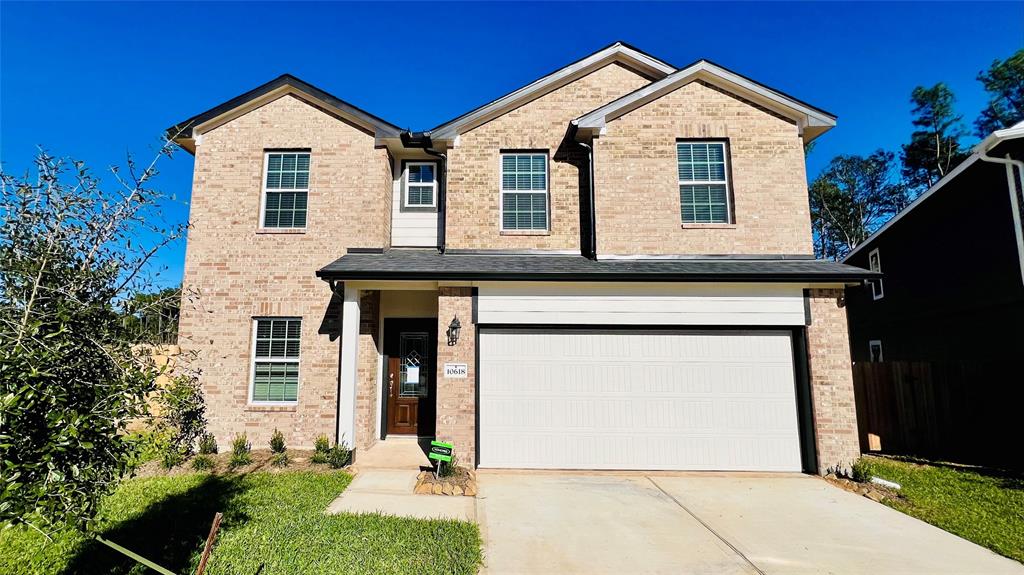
381;317;438;440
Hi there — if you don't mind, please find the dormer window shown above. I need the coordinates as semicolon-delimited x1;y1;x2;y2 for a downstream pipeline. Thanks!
403;161;438;210
262;151;309;229
677;141;731;224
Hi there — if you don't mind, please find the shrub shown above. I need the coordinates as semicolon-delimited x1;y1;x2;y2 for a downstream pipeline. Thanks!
314;434;330;454
161;450;184;470
271;452;291;467
438;454;460;478
310;451;328;464
326;443;352;469
191;454;215;471
198;433;218;455
229;434;252;468
852;458;872;482
147;369;207;469
269;429;286;454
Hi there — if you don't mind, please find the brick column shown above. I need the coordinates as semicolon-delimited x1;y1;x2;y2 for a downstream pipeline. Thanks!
806;288;861;475
354;290;380;452
435;287;476;467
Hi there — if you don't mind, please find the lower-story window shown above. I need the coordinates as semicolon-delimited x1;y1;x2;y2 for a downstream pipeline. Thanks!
251;317;301;403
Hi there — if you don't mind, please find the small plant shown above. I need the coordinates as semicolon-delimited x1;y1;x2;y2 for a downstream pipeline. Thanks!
438;454;460;478
271;452;291;467
314;434;330;454
270;429;286;454
161;450;184;470
851;458;872;482
191;454;215;471
326;443;352;469
198;433;218;455
229;433;252;468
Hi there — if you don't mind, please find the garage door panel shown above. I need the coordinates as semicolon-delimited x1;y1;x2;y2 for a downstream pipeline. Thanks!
479;329;802;471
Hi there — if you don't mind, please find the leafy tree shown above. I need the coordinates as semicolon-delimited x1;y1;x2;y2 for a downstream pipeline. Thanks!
809;151;908;259
975;49;1024;137
0;142;185;534
901;83;969;192
121;286;181;344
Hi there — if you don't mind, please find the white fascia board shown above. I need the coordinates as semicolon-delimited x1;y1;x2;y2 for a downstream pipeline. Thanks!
974;120;1024;153
575;61;836;142
430;44;675;141
842;154;981;262
192;85;400;140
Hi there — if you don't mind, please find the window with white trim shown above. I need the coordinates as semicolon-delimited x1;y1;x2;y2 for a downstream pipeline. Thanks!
404;162;437;209
251;318;301;403
677;141;730;224
869;340;884;362
262;152;309;228
500;152;548;231
868;248;884;300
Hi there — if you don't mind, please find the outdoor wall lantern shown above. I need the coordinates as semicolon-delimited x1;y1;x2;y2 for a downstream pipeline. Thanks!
446;315;462;346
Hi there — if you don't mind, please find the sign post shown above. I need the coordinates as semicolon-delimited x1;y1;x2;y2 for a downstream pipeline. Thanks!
428;440;454;479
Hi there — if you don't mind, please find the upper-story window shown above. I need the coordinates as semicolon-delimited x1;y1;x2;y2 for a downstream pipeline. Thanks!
403;161;438;210
868;248;884;300
677;141;731;224
500;152;548;231
262;151;309;229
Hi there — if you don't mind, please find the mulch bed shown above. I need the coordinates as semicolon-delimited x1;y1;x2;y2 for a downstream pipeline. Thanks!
135;449;343;477
414;467;477;496
824;474;900;503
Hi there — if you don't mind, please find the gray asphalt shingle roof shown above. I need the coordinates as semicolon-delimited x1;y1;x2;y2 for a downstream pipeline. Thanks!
316;250;877;283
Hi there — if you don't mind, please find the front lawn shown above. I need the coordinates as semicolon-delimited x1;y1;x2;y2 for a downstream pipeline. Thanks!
856;455;1024;563
1;470;482;575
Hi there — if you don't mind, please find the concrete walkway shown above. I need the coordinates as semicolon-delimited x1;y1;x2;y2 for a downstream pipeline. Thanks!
476;472;1024;575
326;437;475;521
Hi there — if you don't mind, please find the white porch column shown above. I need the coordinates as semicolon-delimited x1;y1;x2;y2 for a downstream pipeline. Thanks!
337;284;360;448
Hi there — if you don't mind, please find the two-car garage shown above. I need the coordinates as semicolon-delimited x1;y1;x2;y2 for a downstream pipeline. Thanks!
478;328;806;472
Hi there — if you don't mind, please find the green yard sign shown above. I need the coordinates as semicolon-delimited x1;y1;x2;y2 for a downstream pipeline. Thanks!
428;440;454;463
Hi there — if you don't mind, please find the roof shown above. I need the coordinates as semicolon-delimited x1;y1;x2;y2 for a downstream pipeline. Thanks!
573;59;837;144
843;120;1024;262
317;250;878;283
167;74;402;154
427;41;676;141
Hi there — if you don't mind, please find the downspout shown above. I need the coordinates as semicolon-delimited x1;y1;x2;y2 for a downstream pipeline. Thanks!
423;145;448;254
975;150;1024;288
571;123;598;260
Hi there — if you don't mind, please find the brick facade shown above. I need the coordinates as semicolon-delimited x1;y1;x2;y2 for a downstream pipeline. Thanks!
445;63;650;251
806;288;861;475
354;290;380;451
593;81;814;256
434;287;476;466
178;94;390;450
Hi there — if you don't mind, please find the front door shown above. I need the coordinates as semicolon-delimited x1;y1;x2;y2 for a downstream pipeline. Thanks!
384;318;437;437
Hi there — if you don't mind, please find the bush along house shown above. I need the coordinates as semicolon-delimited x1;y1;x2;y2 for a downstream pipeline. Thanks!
169;42;877;475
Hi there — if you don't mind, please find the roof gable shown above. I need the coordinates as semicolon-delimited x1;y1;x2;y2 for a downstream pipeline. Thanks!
167;74;401;154
428;41;675;141
573;59;837;144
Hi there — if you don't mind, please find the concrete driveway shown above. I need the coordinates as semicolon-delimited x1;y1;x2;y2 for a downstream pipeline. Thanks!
475;472;1023;575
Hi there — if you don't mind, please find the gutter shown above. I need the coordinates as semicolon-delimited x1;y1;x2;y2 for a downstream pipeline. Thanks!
571;123;598;260
974;139;1024;288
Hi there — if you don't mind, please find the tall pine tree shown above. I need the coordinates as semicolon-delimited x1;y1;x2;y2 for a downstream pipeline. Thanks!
975;49;1024;137
901;83;969;193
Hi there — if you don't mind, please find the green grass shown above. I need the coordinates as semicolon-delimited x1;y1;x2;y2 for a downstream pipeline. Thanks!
857;456;1024;563
1;471;482;575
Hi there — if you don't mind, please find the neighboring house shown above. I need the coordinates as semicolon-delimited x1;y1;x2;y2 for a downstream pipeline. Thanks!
169;42;876;476
842;122;1024;466
844;122;1024;363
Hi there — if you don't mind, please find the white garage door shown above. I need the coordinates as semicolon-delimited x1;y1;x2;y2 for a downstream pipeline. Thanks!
478;329;803;471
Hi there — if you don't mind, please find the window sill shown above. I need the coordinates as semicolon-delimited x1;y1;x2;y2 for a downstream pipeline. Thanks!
680;223;737;229
246;404;298;412
256;228;307;235
500;230;551;236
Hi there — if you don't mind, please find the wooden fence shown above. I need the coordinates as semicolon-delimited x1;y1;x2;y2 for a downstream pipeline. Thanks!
852;360;1020;468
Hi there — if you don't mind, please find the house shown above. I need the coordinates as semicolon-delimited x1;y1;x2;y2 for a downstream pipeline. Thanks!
842;121;1024;465
169;42;877;476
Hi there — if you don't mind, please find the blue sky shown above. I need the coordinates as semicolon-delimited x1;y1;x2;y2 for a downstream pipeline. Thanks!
2;2;1021;288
